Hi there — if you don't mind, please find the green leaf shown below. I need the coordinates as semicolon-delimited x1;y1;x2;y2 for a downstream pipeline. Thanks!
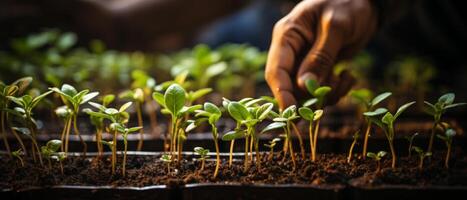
363;108;388;117
222;130;245;141
61;84;77;97
305;79;318;94
189;88;212;102
371;92;392;107
208;114;220;125
381;112;394;125
12;77;33;94
377;151;387;158
88;102;105;111
445;128;456;138
313;86;331;98
12;127;30;136
81;92;99;105
445;102;467;110
85;110;110;119
103;95;115;106
228;102;251;122
298;107;314;121
273;117;288;122
152;92;165;106
349;89;372;106
179;105;202;115
394;101;415;119
261;122;286;134
105;108;119;115
423;101;437;116
256;103;273;120
313;109;323;121
119;102;133;113
206;62;227;78
127;126;143;133
164;84;186;115
46;140;62;152
303;98;318;107
282;105;296;118
438;93;455;105
204;102;221;115
243;99;263;107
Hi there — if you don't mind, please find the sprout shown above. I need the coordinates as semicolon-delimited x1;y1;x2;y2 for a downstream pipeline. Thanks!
119;88;145;151
264;138;281;161
50;84;99;155
424;93;466;153
111;123;142;176
272;105;300;169
160;154;173;174
304;79;332;109
12;149;25;167
298;107;323;162
7;90;53;166
194;147;210;172
1;77;32;157
366;101;415;168
41;140;65;174
437;128;456;168
195;102;221;178
351;91;391;159
412;146;432;169
404;132;419;158
367;151;387;174
347;131;360;163
131;70;158;136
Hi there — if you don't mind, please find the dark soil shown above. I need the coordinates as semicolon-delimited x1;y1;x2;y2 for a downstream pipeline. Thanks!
1;149;467;191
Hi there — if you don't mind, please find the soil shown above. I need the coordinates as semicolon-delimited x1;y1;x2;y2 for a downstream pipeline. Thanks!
1;149;467;191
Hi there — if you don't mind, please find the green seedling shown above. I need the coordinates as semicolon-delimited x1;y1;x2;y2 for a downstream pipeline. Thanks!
194;147;209;172
50;84;99;155
83;94;114;158
365;101;415;168
412;146;432;169
153;83;201;162
367;151;387;174
0;77;32;156
55;106;72;152
195;102;221;178
437;128;456;168
272;105;301;169
41;139;65;173
85;101;132;174
347;131;361;163
110;123;142;176
119;88;145;151
424;93;466;153
131;70;158;135
404;132;419;158
350;90;391;159
298;107;323;162
160;154;173;174
7;90;52;166
304;79;332;109
264;138;281;161
12;149;25;167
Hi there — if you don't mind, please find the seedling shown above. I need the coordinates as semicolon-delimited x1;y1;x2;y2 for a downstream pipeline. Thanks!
50;84;99;155
110;123;142;176
7;90;52;166
366;101;415;168
350;90;391;159
437;128;456;168
298;107;323;161
119;88;145;150
55;106;72;152
195;102;221;178
347;131;360;163
160;154;173;174
83;94;114;158
12;149;25;167
412;146;432;169
304;79;332;109
0;77;32;156
424;93;466;153
194;147;209;172
367;151;387;174
131;70;158;135
404;132;419;158
264;138;281;161
272;105;300;169
41;140;64;172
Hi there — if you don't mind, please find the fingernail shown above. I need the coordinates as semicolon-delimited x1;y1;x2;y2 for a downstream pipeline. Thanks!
299;72;317;84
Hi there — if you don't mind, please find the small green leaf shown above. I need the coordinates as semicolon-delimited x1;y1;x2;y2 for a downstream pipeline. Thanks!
127;126;143;133
46;140;62;152
12;127;30;136
305;79;318;94
61;84;77;97
382;112;394;125
105;108;119;115
313;110;323;121
189;88;212;102
222;130;245;141
371;92;392;107
394;101;415;119
445;128;456;138
438;93;455;105
81;92;99;105
152;92;165;106
204;102;221;115
303;98;318;107
119;102;133;112
228;102;251;122
261;122;286;134
423;101;437;116
363;108;388;117
313;86;331;98
282;105;296;118
164;84;186;115
256;103;274;120
103;94;115;106
445;103;467;110
298;107;314;121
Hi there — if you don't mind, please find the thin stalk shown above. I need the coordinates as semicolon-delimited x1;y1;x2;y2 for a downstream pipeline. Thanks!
229;140;235;167
249;134;254;162
268;147;274;161
9;121;27;155
48;158;52;170
376;160;381;174
255;133;261;168
27;117;43;166
1;111;11;156
427;121;438;153
291;122;305;160
170;116;177;156
419;156;424;169
347;138;357;163
73;114;87;156
123;135;128;176
408;137;414;158
200;159;205;171
60;119;68;152
64;117;72;154
445;145;451;168
136;102;144;151
212;125;220;178
112;130;117;175
244;128;250;172
362;121;371;159
146;96;158;136
287;122;296;169
312;119;321;162
388;126;397;169
96;128;103;158
59;160;64;175
17;156;25;167
308;121;314;161
167;163;170;174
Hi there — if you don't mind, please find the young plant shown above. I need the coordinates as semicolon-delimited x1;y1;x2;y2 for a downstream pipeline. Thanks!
50;84;99;155
298;107;323;162
367;151;387;174
304;79;332;109
194;102;221;178
55;106;72;152
264;138;281;161
12;149;25;167
160;154;173;174
1;77;32;156
194;147;209;172
110;123;142;176
412;146;432;169
437;128;456;168
272;105;300;169
41;139;64;173
7;90;53;166
119;88;145;151
131;70;158;135
350;90;391;159
366;101;415;168
404;132;419;158
85;101;132;174
347;130;360;163
424;93;466;153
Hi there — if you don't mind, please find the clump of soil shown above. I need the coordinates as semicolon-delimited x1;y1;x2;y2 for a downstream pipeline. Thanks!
1;150;466;191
